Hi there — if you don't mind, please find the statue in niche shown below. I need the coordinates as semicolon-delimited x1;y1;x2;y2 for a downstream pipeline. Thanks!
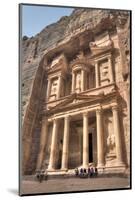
76;51;84;59
51;80;58;95
107;134;116;156
76;72;81;92
101;66;108;78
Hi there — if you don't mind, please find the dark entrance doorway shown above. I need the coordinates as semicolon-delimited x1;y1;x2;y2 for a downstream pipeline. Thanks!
89;133;93;163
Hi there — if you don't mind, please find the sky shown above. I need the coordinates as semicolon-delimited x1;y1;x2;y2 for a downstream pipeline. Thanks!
22;5;74;37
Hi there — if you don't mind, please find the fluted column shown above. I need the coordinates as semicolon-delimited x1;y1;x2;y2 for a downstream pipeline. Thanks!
112;104;124;165
61;115;70;170
48;119;59;170
108;56;114;83
96;108;104;168
72;71;76;93
95;61;100;87
81;69;85;92
36;117;48;170
83;112;89;168
47;78;52;100
57;76;62;99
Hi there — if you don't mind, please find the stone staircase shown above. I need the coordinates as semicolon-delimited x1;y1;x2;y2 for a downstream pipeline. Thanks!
22;170;130;182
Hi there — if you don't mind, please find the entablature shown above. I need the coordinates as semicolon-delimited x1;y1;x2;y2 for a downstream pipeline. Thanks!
43;82;117;115
45;93;118;121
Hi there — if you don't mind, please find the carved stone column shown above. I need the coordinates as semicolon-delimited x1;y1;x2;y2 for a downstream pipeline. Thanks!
48;119;59;170
96;108;104;168
112;104;124;166
108;56;114;83
83;112;89;168
72;71;76;93
57;76;62;99
81;69;85;92
47;78;52;100
61;115;70;170
36;117;48;170
95;61;100;87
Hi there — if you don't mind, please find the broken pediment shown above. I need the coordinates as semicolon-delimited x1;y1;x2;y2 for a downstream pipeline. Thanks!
48;92;104;112
89;40;113;56
47;54;68;74
89;32;114;56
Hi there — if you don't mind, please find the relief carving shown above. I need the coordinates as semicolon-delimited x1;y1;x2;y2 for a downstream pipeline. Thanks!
75;72;81;92
99;60;110;86
107;134;116;155
101;66;109;78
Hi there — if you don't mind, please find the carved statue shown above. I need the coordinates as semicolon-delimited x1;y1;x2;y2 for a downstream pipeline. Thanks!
107;134;116;155
101;66;108;78
76;51;84;59
76;72;81;91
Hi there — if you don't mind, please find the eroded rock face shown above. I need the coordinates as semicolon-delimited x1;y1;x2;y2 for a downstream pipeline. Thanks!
21;8;130;175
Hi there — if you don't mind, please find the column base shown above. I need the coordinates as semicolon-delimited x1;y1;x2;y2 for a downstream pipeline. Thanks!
97;163;105;169
61;168;68;171
115;161;126;167
82;165;89;169
104;165;126;174
47;167;56;172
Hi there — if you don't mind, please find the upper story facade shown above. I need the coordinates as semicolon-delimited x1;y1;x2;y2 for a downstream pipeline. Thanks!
44;31;118;111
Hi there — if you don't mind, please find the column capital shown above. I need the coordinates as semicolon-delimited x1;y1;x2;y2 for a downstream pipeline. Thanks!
96;107;102;115
94;60;99;64
47;77;51;81
64;115;71;120
81;67;88;72
53;118;58;123
111;103;118;111
42;117;48;123
58;74;65;79
108;55;112;60
83;112;88;117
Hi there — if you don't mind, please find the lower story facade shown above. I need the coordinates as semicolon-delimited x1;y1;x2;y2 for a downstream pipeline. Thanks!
36;92;130;175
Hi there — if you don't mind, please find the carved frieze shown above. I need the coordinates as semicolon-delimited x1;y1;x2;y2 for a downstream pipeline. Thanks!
99;59;110;86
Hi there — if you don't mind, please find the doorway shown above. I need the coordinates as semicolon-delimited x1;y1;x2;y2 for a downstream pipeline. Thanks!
89;133;93;163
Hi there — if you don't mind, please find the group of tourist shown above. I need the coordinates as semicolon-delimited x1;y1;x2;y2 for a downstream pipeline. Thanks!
35;170;48;182
35;166;98;182
75;166;98;178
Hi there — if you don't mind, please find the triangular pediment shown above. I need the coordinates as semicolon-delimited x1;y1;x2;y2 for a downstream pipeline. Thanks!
48;92;104;112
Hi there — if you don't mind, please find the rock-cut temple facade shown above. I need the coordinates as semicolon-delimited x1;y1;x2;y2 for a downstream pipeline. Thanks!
21;9;130;175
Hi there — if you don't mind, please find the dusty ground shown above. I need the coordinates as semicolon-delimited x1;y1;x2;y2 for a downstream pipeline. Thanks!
20;176;130;195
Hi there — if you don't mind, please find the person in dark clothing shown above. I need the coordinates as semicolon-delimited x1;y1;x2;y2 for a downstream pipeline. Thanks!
75;168;79;176
80;168;83;174
90;167;94;177
94;167;98;177
39;170;45;182
88;167;91;177
80;168;84;177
